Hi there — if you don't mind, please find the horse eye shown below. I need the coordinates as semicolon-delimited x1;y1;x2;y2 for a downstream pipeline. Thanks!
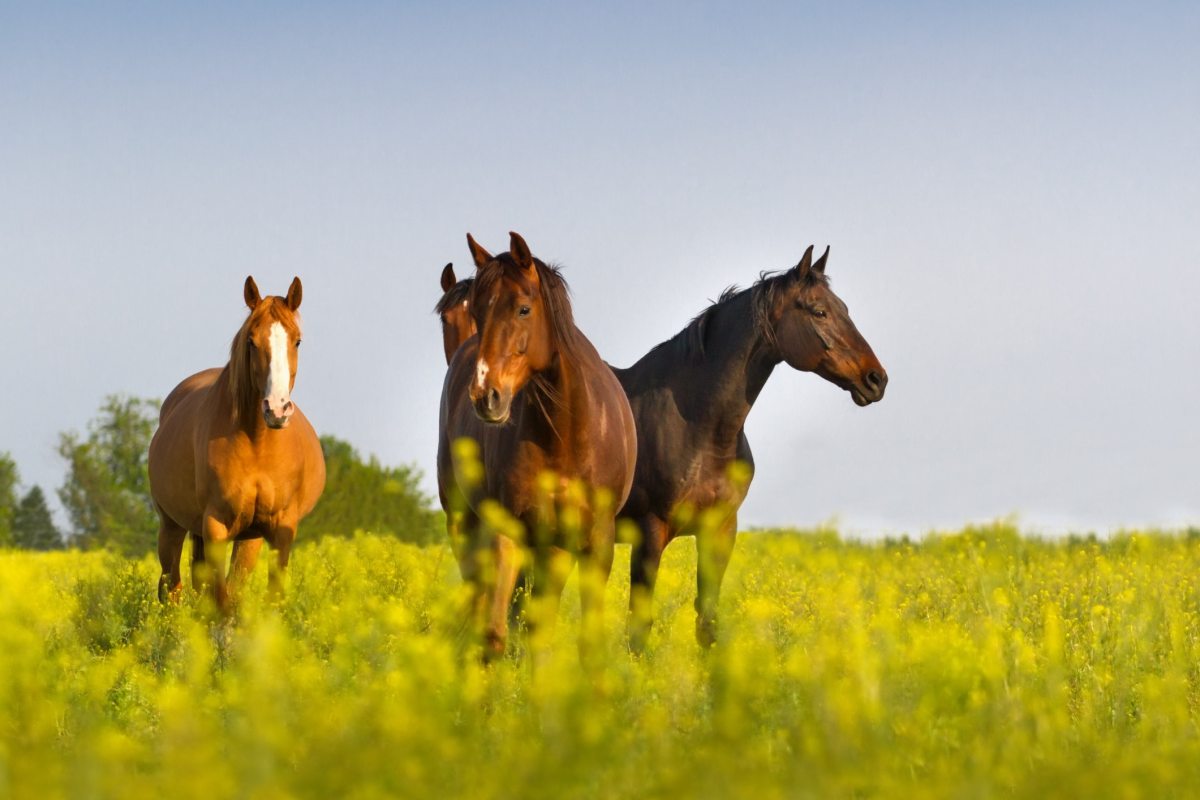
518;305;531;318
295;339;302;348
812;308;827;318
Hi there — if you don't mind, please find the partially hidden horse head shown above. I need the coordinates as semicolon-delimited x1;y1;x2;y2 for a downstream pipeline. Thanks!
435;263;476;365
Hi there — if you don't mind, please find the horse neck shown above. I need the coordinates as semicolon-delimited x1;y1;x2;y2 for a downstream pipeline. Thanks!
522;332;592;452
220;359;268;439
692;291;779;450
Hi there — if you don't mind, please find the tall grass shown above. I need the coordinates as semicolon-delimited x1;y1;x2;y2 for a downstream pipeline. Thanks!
1;525;1199;798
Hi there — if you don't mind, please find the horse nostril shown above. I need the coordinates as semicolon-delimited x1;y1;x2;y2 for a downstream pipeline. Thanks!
865;370;887;394
487;388;500;410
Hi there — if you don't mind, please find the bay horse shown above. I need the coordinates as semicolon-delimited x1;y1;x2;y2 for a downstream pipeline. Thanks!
614;245;887;650
148;277;326;613
438;232;636;660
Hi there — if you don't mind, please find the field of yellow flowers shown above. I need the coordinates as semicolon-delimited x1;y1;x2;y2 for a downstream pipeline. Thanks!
2;525;1199;799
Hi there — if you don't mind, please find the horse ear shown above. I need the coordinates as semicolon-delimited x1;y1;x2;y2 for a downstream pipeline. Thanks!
812;245;830;275
791;245;815;282
244;276;261;310
466;234;493;269
440;263;457;293
509;231;535;273
286;277;303;311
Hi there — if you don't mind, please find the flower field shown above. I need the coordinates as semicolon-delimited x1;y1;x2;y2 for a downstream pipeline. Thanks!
2;525;1199;798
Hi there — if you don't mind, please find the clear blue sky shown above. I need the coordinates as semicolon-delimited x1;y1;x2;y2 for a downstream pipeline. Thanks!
2;2;1197;534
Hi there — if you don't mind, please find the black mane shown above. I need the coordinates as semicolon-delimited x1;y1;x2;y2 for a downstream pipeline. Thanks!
648;267;829;362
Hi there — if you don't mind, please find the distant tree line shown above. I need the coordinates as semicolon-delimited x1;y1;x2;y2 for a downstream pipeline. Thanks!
1;394;441;555
0;454;62;550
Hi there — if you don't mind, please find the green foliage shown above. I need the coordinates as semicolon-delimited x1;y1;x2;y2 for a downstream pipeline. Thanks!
0;453;16;547
57;395;159;555
304;435;441;544
3;527;1200;798
13;486;62;551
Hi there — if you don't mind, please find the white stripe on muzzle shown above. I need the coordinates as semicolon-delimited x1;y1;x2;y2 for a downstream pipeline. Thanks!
264;322;291;415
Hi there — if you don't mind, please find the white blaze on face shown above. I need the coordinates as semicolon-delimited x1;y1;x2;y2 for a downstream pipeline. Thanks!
475;359;490;391
264;322;292;417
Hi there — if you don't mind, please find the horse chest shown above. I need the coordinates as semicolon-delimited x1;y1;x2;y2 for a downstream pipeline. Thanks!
678;473;726;509
672;450;739;510
209;450;294;528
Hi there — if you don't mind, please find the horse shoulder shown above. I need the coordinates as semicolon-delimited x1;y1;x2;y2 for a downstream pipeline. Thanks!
160;367;223;424
441;338;479;434
736;430;755;472
289;410;327;516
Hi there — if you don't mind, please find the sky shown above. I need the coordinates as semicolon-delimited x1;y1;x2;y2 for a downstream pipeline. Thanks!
2;2;1198;536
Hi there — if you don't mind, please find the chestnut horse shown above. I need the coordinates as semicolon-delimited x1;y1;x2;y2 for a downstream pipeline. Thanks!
438;232;636;660
148;277;326;613
614;245;887;650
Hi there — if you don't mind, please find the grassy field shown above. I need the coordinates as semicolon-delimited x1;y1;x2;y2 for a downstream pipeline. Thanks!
2;525;1199;798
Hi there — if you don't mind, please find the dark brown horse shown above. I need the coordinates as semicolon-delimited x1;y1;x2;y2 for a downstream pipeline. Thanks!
614;245;887;650
438;232;636;659
148;277;326;613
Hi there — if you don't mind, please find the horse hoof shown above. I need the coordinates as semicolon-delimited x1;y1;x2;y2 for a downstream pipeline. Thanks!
157;577;182;605
627;627;652;656
695;619;718;648
482;631;506;663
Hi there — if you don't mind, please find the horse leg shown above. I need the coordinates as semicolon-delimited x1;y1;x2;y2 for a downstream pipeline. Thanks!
527;545;573;667
440;480;470;578
695;512;737;648
267;525;297;602
449;508;477;581
456;512;490;654
190;534;208;593
578;518;616;668
228;537;264;600
481;535;522;661
156;511;187;604
628;514;668;654
201;513;234;616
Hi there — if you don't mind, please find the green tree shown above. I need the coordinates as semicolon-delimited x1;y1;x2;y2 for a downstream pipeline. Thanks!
58;395;159;555
13;486;62;550
0;453;17;547
304;436;441;544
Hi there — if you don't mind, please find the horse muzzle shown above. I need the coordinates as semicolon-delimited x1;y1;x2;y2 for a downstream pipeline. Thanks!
472;386;512;425
850;368;887;406
263;398;295;429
